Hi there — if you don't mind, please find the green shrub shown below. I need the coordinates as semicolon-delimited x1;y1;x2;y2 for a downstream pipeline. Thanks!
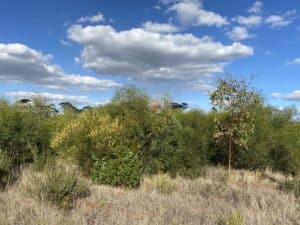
269;124;300;175
108;87;183;176
0;100;53;168
92;148;142;188
175;110;210;178
0;150;13;189
26;163;90;210
280;177;300;197
52;111;125;174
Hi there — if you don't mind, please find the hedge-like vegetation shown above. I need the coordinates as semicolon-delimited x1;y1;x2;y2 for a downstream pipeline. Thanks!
0;79;299;189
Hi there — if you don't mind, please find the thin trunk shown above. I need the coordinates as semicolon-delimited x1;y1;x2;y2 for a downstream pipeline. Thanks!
228;137;232;180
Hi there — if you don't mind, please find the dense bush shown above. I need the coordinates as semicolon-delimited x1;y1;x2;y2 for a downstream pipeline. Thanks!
0;99;54;188
92;147;142;188
106;87;184;175
175;110;211;178
1;83;300;190
52;111;125;174
0;150;13;189
0;100;53;165
269;123;300;175
25;163;90;210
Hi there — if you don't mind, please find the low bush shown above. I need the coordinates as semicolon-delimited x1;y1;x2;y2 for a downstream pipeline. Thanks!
280;177;300;197
143;173;176;194
25;163;90;210
92;148;142;188
217;211;244;225
0;150;13;189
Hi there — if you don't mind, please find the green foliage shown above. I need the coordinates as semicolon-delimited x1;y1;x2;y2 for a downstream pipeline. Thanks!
210;76;263;175
0;150;13;189
280;176;300;197
92;148;142;188
106;87;184;176
0;100;53;172
175;110;210;178
26;163;90;210
269;123;300;175
52;110;124;174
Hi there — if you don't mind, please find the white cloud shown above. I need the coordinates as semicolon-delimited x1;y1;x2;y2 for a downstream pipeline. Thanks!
188;79;213;93
142;21;179;33
272;91;300;101
68;24;253;81
60;39;72;46
77;12;105;24
5;91;93;105
248;1;263;14
168;0;229;27
0;43;121;91
265;15;293;27
233;15;262;27
226;27;253;41
288;58;300;65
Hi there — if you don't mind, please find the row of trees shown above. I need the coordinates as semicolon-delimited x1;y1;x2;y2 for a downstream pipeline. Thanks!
0;77;299;188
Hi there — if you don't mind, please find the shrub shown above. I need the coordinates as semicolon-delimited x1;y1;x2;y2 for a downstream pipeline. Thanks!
26;163;90;210
143;174;176;194
52;111;124;174
0;100;53;168
217;212;244;225
0;150;13;189
269;124;300;175
175;110;210;178
92;148;142;188
280;177;300;197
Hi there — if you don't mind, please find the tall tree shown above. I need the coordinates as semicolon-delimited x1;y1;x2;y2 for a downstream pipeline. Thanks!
210;76;262;179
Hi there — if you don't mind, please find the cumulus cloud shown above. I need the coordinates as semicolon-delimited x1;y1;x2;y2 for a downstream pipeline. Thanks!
0;43;121;91
168;0;229;27
272;91;300;101
233;15;262;27
67;24;253;81
142;21;179;33
5;91;94;105
265;15;293;27
77;12;105;24
248;1;263;14
226;27;253;41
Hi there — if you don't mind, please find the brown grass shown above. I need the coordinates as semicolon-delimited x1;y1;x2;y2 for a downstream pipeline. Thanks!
0;166;299;225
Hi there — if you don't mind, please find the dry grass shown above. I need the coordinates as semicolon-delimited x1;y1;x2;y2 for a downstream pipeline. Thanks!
0;166;299;225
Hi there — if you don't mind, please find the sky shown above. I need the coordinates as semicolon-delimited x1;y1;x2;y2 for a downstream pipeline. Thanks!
0;0;300;110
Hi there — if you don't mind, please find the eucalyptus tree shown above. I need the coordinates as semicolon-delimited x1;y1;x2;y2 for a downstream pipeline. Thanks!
210;76;262;178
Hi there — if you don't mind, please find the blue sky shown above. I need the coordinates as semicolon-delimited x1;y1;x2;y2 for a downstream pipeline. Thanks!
0;0;299;110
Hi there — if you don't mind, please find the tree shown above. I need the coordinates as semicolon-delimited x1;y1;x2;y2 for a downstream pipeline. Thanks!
210;76;262;179
59;102;80;114
171;102;189;110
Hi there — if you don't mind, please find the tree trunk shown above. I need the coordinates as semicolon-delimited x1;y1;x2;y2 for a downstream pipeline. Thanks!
228;138;232;180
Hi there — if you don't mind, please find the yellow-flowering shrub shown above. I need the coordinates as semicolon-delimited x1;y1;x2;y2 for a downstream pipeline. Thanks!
52;110;125;174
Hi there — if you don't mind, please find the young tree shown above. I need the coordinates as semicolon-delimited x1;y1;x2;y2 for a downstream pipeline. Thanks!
210;76;262;179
